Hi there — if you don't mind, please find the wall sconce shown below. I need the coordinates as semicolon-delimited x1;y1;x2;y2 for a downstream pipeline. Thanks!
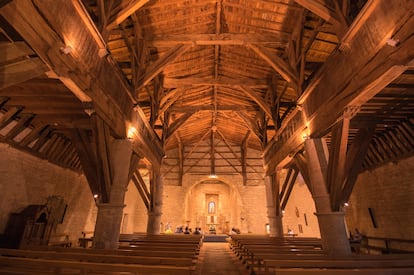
386;38;399;47
127;127;137;140
60;45;73;54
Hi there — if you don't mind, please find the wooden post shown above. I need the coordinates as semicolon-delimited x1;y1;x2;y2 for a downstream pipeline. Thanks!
264;172;283;237
93;139;132;249
304;138;351;255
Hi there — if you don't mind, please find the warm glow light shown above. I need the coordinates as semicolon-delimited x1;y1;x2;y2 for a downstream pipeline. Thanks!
208;174;218;179
127;127;137;139
344;202;349;207
93;194;99;199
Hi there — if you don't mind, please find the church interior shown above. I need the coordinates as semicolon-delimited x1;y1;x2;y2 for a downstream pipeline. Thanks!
0;0;413;273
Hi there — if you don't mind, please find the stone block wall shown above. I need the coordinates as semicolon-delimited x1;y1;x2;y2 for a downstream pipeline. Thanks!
0;143;96;245
161;173;268;234
345;156;414;246
283;173;320;237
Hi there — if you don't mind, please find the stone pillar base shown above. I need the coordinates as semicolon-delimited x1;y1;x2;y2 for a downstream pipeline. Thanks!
93;203;125;249
315;211;351;255
147;211;162;235
268;214;284;237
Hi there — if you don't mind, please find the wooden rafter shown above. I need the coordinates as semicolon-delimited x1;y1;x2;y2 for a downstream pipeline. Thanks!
132;171;150;209
236;111;263;142
337;127;375;210
106;0;150;30
163;76;268;89
238;86;273;120
136;44;190;93
246;43;298;84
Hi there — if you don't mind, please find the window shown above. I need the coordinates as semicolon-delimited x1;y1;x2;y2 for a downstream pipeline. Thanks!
208;201;216;214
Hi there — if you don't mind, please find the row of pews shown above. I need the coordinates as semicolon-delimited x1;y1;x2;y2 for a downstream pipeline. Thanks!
0;233;203;274
229;234;414;275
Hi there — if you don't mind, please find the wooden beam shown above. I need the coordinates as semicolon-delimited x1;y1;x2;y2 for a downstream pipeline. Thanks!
165;112;194;143
146;33;286;47
91;114;113;202
0;0;163;168
4;113;34;140
136;44;190;92
0;41;34;62
70;129;102;200
337;127;375;210
0;58;47;90
163;76;268;89
281;168;299;210
264;1;413;169
132;172;150;209
236;111;263;142
327;116;350;211
294;0;341;26
238;86;273;119
246;43;298;84
107;0;150;30
0;106;23;129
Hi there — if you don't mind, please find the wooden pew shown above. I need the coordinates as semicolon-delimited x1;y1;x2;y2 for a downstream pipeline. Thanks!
0;256;195;274
0;248;196;266
261;257;414;275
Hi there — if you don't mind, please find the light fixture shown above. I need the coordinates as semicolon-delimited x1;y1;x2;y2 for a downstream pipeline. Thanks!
127;127;137;140
208;174;218;179
60;45;73;54
344;202;349;207
386;38;399;47
93;194;99;199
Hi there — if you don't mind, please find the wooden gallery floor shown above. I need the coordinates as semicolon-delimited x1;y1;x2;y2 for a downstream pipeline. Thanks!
195;242;249;275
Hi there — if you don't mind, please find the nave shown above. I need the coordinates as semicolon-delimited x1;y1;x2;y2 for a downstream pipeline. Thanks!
1;233;414;274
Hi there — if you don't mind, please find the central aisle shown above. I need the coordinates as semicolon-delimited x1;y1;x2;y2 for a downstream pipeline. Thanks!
194;242;250;275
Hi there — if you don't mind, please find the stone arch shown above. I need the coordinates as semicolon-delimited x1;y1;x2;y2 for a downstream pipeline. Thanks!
183;177;243;234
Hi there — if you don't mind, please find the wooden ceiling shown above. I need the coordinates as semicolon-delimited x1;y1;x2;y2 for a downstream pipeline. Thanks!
0;0;413;181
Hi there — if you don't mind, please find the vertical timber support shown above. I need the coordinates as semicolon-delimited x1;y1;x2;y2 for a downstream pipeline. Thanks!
304;138;351;255
264;172;283;237
93;139;132;249
147;167;164;234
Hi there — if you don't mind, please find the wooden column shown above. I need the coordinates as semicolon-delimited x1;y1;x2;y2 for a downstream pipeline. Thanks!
146;168;164;234
93;139;132;249
304;138;351;255
264;172;283;237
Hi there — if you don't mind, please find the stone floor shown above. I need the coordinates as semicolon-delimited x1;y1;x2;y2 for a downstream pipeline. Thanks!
194;242;250;275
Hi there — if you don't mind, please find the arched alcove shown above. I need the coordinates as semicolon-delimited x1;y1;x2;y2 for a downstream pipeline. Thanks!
184;178;242;234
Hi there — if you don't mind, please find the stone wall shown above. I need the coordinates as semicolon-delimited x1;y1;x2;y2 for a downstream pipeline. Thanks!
0;143;96;245
345;156;414;242
162;173;268;234
283;173;320;237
